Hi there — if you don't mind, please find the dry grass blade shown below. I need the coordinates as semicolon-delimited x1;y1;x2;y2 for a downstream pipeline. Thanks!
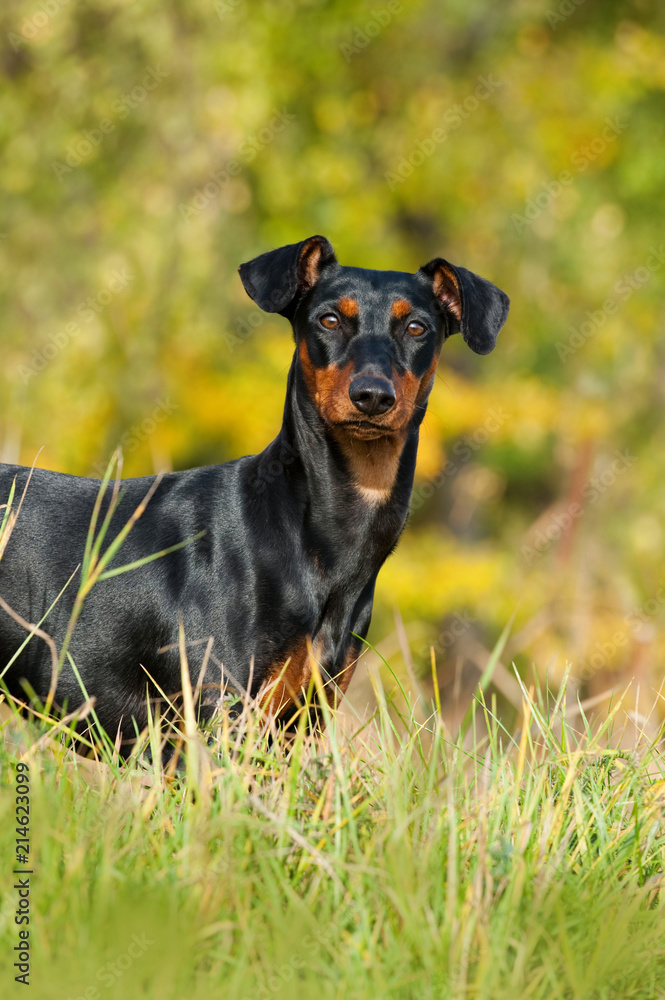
0;592;59;696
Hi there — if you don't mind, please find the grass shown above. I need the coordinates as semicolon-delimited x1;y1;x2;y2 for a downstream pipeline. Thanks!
1;463;665;999
1;669;665;1000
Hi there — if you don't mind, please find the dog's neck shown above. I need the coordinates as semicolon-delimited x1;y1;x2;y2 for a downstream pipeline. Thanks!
328;427;410;505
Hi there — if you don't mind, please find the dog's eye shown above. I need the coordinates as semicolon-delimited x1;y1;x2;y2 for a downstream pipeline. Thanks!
407;321;426;336
319;314;339;330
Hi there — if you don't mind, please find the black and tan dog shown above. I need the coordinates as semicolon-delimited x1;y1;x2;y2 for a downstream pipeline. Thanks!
0;235;508;742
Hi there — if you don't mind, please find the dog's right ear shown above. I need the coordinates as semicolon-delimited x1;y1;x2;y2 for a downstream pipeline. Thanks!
238;235;337;319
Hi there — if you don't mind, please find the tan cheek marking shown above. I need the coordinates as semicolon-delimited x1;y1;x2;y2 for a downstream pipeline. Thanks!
395;371;420;408
338;297;358;317
417;354;439;404
315;360;356;426
376;361;436;440
398;354;439;411
391;299;412;319
298;340;318;400
298;341;356;422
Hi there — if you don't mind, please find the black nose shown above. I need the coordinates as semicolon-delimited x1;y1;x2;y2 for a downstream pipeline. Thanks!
348;377;396;416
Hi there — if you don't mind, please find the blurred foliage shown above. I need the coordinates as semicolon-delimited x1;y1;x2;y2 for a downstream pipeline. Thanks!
1;0;665;706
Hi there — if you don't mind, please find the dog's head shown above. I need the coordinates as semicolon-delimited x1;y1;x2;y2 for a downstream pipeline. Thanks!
238;235;509;440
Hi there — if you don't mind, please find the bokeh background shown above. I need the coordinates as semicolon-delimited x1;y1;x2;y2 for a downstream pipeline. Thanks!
2;0;665;729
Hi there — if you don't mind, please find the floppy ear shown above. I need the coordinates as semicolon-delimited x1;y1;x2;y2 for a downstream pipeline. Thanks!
419;258;509;355
238;235;338;319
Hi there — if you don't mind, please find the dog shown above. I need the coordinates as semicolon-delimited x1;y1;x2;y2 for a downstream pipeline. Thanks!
0;235;509;745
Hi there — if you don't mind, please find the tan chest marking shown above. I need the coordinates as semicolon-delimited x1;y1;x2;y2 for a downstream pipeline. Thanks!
332;428;407;505
260;640;312;719
260;640;360;719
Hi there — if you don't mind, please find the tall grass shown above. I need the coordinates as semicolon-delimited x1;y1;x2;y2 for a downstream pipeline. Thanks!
1;668;664;999
1;463;664;999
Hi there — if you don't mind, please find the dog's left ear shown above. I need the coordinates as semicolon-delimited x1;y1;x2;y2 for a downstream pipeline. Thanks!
238;235;338;319
419;258;509;355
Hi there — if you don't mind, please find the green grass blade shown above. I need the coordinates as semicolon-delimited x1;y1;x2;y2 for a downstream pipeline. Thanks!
97;531;205;581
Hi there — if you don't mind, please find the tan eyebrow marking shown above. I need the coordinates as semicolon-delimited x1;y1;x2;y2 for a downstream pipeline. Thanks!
338;297;358;317
391;299;412;319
